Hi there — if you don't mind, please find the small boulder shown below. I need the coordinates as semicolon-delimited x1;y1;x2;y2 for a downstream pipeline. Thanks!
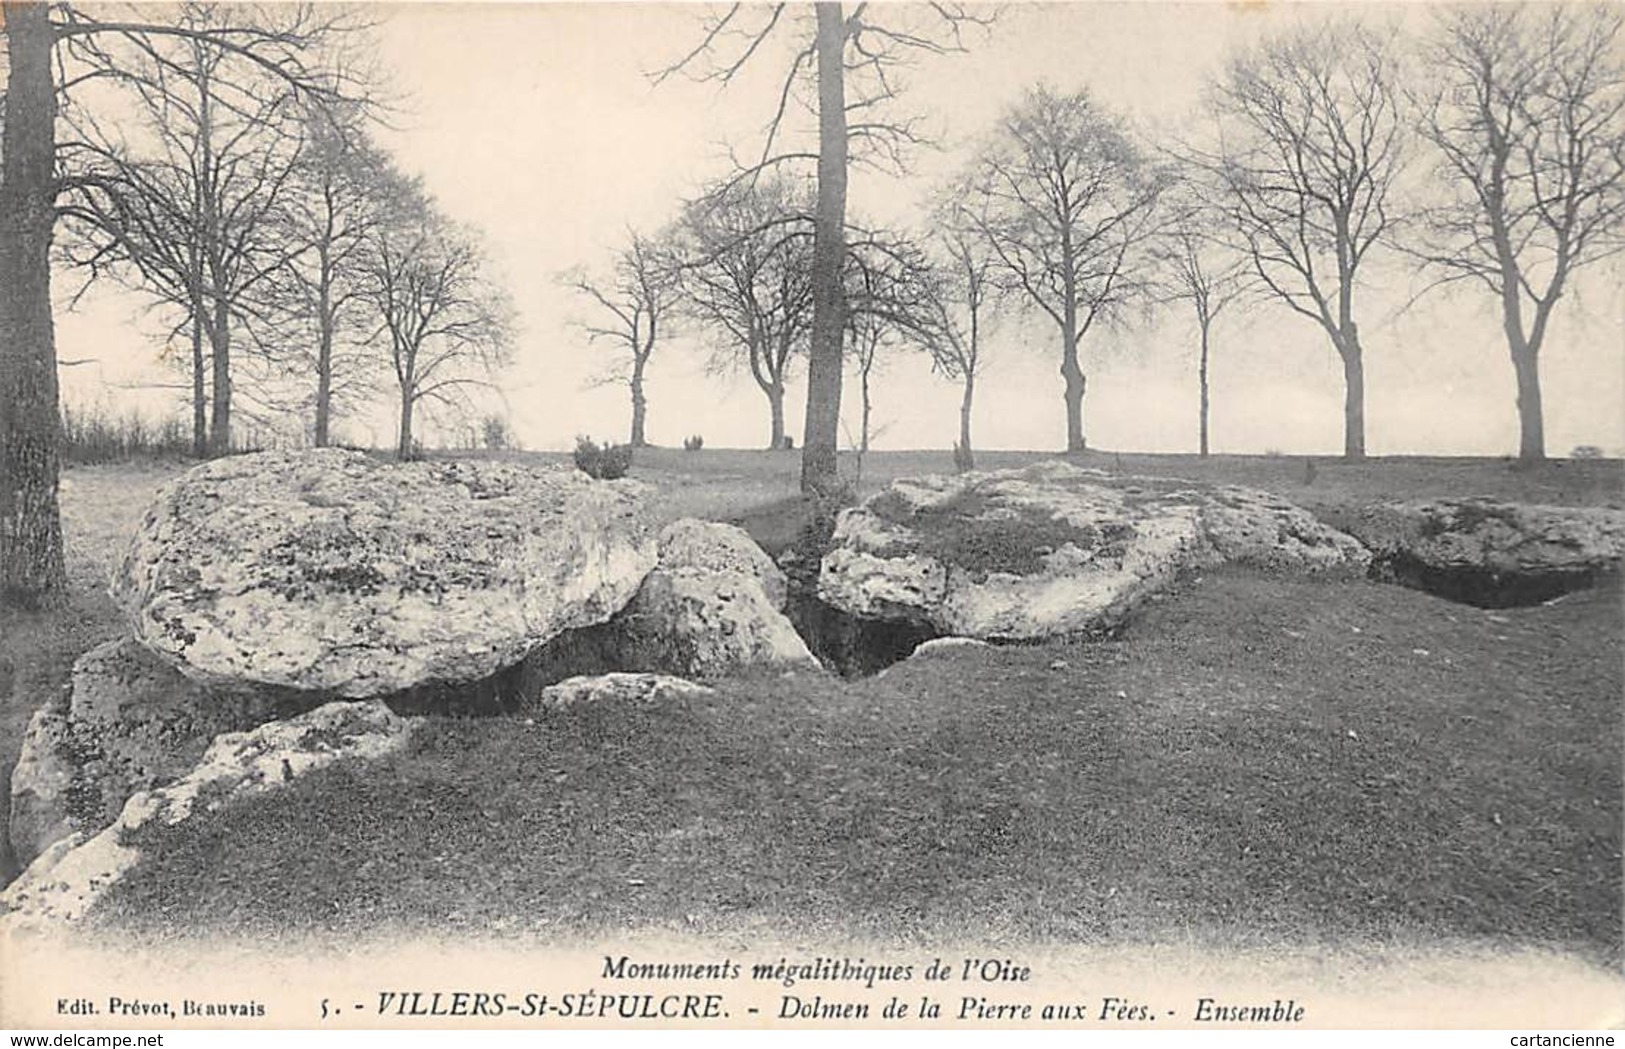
910;636;992;658
531;673;715;711
613;519;819;678
2;701;413;931
654;518;789;608
9;638;321;866
113;450;657;696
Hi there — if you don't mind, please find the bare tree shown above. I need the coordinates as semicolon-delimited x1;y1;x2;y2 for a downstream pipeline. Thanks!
563;228;682;448
673;177;815;450
1412;5;1625;462
361;213;515;460
262;105;402;447
2;1;359;606
1152;187;1249;458
655;2;992;495
57;149;212;454
1189;20;1406;461
916;203;999;470
842;238;917;456
60;4;375;456
964;83;1166;453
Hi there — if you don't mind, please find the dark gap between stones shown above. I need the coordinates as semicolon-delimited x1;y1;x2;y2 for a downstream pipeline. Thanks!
1369;556;1618;610
381;624;623;718
784;588;940;678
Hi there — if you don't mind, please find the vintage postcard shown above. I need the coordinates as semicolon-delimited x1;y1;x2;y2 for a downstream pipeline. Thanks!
0;0;1620;1034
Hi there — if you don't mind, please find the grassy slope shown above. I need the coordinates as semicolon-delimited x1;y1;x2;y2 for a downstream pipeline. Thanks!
4;450;1620;960
95;568;1621;964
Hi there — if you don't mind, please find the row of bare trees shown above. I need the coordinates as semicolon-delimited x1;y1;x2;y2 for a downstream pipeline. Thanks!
4;2;1621;611
1;1;514;607
991;6;1623;465
568;3;1620;482
565;178;986;460
51;4;514;461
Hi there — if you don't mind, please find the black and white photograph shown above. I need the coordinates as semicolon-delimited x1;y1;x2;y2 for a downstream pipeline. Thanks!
0;0;1621;1033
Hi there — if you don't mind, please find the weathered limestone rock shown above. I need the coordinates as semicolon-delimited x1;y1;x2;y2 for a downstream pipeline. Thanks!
613;519;819;678
531;673;715;711
8;638;322;866
909;636;993;658
818;462;1369;640
1201;486;1372;576
113;450;657;696
1;701;413;931
653;518;790;608
1338;499;1625;606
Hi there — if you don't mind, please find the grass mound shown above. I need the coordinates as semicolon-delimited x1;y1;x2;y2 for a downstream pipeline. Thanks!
90;568;1621;964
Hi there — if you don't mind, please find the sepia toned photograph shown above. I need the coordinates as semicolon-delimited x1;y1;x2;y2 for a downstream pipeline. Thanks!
0;0;1621;1032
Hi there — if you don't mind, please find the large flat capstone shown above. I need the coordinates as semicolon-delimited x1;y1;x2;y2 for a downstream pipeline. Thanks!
818;461;1370;640
113;450;657;696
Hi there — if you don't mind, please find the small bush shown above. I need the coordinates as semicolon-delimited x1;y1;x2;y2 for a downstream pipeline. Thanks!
573;436;634;480
683;434;705;451
780;435;795;451
1571;445;1603;460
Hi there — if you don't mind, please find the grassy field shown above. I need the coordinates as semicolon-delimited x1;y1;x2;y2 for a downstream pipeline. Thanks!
1;448;1620;966
95;567;1621;965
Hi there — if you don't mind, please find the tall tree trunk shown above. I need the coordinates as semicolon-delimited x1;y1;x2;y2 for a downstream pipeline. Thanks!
1510;337;1544;463
314;254;334;447
187;225;207;457
1060;321;1086;453
397;391;416;460
959;371;976;471
207;300;232;456
1339;327;1365;462
859;361;872;455
1198;322;1210;459
800;1;848;495
190;306;207;457
0;1;68;607
199;55;232;457
767;382;785;450
629;356;648;448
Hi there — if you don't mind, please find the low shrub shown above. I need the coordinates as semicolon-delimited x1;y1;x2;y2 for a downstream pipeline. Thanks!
573;436;634;480
683;434;705;451
1571;445;1603;460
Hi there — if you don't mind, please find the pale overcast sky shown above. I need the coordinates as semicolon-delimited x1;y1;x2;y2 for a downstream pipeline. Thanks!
55;2;1625;456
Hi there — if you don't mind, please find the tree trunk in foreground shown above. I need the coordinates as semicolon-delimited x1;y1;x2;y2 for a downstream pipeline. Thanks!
800;1;849;495
0;2;68;608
